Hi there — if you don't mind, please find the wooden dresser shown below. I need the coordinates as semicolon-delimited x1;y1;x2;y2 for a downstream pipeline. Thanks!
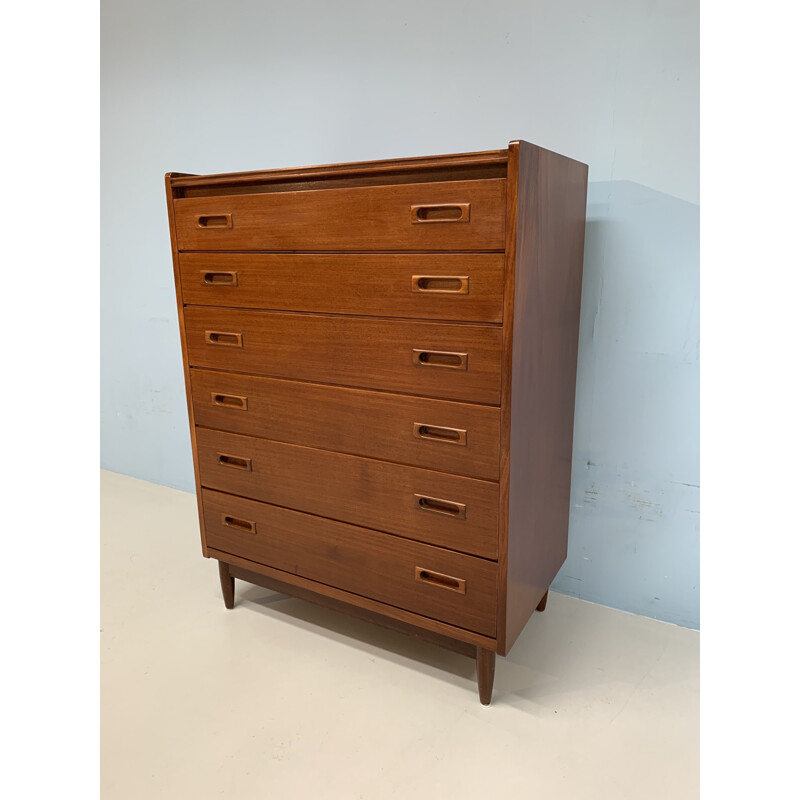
165;140;588;704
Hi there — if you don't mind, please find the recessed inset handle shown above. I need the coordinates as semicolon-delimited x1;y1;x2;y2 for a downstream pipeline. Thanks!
216;453;252;471
413;423;467;446
211;392;248;410
415;567;466;594
196;213;233;229
411;204;471;223
414;494;467;519
203;271;239;286
411;275;470;294
222;514;257;534
205;331;243;348
412;349;468;370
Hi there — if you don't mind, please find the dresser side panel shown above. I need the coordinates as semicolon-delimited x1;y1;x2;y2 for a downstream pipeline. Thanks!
502;143;588;654
495;142;520;653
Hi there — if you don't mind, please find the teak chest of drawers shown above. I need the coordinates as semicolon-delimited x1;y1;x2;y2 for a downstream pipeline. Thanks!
165;140;588;704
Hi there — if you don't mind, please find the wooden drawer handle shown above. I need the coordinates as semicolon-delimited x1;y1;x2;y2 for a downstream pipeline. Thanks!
415;567;466;594
211;392;248;410
196;213;233;229
203;271;239;286
413;422;467;446
222;514;257;534
411;275;470;294
412;349;468;370
411;204;470;223
414;494;466;519
216;453;252;471
205;330;243;348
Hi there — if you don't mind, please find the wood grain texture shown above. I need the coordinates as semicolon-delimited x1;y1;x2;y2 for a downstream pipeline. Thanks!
178;164;507;198
196;427;499;559
476;647;496;705
170;148;508;191
178;252;505;322
203;489;498;636
218;560;235;609
190;369;501;480
167;142;589;702
226;563;478;657
499;140;588;655
496;144;520;654
164;173;209;556
210;547;498;651
173;179;506;251
183;307;503;405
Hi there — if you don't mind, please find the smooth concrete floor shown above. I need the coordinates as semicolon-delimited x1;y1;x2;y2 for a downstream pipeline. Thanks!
101;469;699;799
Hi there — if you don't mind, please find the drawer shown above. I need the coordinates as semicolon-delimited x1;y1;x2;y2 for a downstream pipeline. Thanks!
202;489;498;636
196;428;499;559
191;370;500;480
179;253;505;323
184;308;502;405
173;179;506;251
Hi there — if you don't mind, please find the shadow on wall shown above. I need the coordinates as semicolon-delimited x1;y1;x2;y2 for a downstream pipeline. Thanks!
552;180;700;629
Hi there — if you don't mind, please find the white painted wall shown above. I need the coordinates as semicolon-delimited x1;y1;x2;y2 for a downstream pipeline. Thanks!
101;0;699;626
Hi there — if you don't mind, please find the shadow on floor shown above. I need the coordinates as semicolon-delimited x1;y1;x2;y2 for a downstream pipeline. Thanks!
237;584;476;683
232;582;626;708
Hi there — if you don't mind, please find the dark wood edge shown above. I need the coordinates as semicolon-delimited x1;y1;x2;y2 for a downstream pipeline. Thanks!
476;647;496;705
219;561;235;608
496;142;521;655
169;149;510;188
499;143;587;655
208;548;498;651
227;563;477;657
536;589;549;613
165;173;209;555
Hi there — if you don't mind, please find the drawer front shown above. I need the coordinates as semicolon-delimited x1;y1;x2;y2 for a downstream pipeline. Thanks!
173;179;506;251
191;370;500;480
196;428;499;559
179;253;504;323
184;308;502;405
202;489;497;636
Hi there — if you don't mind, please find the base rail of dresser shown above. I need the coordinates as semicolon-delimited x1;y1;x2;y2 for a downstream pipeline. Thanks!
208;548;499;703
208;548;496;650
227;563;477;658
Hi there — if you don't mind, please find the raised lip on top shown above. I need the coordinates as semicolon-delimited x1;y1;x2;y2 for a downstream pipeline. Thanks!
168;147;511;190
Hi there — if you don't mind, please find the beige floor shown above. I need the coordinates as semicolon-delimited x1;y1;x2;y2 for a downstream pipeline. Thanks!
101;469;699;799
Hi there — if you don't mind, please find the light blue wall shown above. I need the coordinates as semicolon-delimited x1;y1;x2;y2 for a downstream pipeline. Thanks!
101;0;699;627
559;180;699;627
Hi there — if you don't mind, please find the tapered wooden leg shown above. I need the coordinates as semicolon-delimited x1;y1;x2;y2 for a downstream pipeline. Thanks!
477;647;496;705
536;589;549;612
219;560;235;609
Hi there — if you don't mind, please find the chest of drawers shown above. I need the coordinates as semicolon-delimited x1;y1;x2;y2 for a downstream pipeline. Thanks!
165;140;588;704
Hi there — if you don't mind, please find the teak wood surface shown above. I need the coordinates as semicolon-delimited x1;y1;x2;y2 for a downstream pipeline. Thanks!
496;141;588;655
165;140;588;703
190;369;501;480
170;148;509;192
173;179;506;251
183;306;504;405
178;252;505;323
225;564;478;657
210;547;498;651
203;489;498;636
195;427;499;559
